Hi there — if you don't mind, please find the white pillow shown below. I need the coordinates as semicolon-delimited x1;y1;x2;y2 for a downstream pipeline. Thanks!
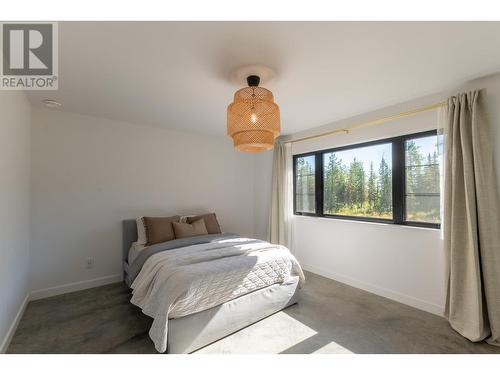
136;217;147;245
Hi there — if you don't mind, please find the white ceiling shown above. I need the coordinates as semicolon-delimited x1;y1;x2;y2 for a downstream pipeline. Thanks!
27;22;500;136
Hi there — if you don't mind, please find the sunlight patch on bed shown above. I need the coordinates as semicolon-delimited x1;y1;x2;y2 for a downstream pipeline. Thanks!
217;238;253;243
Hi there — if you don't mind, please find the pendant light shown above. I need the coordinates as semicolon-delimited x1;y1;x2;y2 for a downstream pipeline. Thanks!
227;75;280;152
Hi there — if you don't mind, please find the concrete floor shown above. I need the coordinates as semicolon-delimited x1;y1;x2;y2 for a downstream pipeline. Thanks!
8;271;500;354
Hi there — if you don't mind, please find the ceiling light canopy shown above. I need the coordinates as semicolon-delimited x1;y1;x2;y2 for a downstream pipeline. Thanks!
227;75;280;152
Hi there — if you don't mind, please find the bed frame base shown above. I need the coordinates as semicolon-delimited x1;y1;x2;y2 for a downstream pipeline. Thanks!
167;278;300;354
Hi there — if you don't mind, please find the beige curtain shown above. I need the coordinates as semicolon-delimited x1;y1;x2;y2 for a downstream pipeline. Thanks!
268;140;293;248
441;90;500;346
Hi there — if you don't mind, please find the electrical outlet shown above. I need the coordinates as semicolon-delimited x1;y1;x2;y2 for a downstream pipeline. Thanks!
86;257;94;269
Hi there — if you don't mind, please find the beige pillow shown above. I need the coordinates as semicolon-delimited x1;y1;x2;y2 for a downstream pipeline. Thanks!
173;219;208;239
186;213;221;234
143;216;180;246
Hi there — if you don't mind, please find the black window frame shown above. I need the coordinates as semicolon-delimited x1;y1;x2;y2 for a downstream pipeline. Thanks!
293;130;440;229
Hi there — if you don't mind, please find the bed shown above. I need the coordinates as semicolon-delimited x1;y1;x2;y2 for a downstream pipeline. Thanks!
122;219;304;354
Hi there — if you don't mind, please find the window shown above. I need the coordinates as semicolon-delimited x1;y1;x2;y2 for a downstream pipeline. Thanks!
294;155;316;214
404;134;441;224
293;130;441;228
323;142;392;219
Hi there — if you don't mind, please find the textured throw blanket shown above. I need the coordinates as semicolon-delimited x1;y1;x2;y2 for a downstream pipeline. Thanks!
126;233;241;285
130;237;304;353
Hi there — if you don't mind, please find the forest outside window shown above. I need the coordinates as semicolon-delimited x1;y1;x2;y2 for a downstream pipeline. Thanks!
323;142;392;219
293;130;441;228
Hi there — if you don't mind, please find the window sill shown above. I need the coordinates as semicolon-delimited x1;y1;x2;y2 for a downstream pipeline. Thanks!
293;214;440;231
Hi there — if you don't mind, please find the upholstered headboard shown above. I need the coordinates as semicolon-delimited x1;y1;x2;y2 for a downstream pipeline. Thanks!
122;219;137;262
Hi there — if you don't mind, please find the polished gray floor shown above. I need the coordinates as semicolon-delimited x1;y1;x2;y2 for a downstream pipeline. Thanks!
8;271;500;354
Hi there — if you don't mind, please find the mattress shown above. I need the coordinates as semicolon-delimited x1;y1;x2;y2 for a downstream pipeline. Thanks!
167;277;300;353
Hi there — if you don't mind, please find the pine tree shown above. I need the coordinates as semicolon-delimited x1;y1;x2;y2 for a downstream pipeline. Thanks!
323;153;348;214
324;154;335;213
367;162;378;211
405;140;423;214
348;158;366;209
377;157;392;213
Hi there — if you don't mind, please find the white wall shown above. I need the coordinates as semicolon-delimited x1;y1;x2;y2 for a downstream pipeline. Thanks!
30;108;256;296
0;92;31;351
254;73;500;316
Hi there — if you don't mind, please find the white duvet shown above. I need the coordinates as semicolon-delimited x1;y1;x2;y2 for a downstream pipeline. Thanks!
130;237;304;353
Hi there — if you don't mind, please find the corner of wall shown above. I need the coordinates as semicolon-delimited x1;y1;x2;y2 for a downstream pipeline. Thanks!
0;90;32;352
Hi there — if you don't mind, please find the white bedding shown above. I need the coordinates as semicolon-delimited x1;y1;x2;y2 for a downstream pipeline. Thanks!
130;237;304;353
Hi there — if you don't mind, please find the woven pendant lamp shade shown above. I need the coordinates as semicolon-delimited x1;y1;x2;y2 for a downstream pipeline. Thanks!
227;80;280;152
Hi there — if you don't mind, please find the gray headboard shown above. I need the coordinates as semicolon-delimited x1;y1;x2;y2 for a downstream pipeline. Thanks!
122;219;137;262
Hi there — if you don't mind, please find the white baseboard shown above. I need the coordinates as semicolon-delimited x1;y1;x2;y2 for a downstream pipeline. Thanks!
0;294;29;353
30;274;123;301
302;264;444;316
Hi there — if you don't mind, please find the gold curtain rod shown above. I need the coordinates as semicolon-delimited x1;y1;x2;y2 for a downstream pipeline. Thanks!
283;100;447;145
